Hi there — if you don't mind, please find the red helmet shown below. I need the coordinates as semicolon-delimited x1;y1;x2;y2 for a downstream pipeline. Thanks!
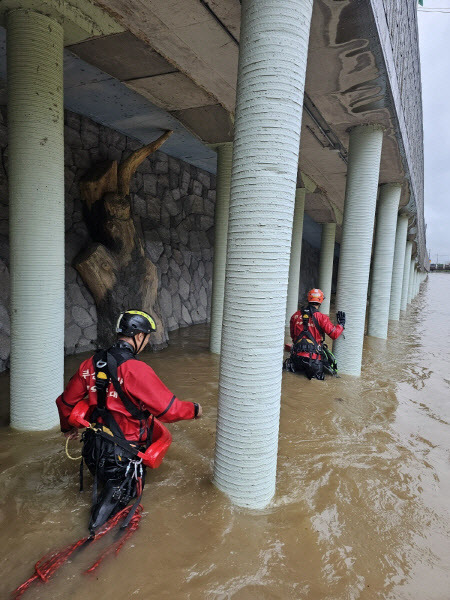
307;288;324;304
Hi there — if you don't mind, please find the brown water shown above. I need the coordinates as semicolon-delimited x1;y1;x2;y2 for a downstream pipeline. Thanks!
1;273;450;600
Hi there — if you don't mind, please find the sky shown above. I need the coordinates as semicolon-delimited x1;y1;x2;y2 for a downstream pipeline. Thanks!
418;1;450;263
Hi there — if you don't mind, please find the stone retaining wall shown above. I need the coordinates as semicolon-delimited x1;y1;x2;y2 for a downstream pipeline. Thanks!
0;108;216;371
297;239;339;312
298;239;321;306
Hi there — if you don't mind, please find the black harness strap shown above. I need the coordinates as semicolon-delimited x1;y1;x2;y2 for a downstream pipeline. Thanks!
105;351;150;444
147;414;155;447
293;306;326;366
294;329;321;350
79;457;84;492
90;355;124;442
309;307;325;344
93;428;141;457
105;351;150;421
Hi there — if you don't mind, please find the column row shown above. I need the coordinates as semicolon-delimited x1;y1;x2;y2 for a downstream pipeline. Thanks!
210;126;421;376
209;0;427;509
7;0;426;516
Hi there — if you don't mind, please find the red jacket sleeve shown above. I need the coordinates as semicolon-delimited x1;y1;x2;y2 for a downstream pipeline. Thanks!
55;359;90;432
290;312;298;341
122;361;196;422
316;313;344;340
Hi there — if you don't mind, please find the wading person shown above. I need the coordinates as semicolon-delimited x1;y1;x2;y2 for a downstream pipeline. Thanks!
284;289;345;380
56;310;202;533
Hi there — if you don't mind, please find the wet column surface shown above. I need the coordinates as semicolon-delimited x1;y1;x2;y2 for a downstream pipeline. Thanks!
285;188;306;328
8;10;64;430
213;0;314;508
401;240;413;311
408;259;415;304
333;125;384;376
209;143;233;354
367;184;402;338
388;212;408;322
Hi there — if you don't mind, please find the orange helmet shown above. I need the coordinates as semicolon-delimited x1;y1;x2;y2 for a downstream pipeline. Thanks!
307;288;324;304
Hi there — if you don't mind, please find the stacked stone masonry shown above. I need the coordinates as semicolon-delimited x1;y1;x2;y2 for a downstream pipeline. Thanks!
0;107;216;372
298;237;338;310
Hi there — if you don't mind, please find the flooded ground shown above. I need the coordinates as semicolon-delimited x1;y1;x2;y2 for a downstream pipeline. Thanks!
1;273;449;599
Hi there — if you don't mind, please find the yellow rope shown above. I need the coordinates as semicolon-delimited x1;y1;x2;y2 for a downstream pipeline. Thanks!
65;435;82;461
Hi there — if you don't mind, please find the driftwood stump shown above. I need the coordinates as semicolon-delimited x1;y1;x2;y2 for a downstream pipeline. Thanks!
74;131;173;350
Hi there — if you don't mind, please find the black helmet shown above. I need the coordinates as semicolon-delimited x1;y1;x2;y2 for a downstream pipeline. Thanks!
116;310;156;337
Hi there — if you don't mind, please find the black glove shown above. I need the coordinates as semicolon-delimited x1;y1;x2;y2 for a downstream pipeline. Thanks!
336;311;346;327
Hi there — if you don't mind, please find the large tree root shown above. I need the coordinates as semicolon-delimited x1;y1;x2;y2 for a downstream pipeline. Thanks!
74;131;173;349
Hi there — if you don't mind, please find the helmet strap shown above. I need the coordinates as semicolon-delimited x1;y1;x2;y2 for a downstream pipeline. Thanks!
130;336;138;355
135;334;148;355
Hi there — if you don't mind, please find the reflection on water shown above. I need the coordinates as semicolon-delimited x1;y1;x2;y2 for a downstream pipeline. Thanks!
1;274;450;599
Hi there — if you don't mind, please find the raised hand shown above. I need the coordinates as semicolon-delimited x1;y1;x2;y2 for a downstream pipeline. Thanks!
336;311;346;327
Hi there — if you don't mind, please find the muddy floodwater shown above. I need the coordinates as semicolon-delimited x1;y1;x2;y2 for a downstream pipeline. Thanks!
1;274;450;599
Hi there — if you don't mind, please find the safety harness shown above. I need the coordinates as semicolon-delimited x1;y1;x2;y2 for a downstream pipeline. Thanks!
291;306;338;376
292;306;324;362
81;342;154;534
91;345;153;445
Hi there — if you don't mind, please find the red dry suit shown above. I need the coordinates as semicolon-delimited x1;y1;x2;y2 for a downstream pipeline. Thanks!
56;355;195;442
290;309;344;360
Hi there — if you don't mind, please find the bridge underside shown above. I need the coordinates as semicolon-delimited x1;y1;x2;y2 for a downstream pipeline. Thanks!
0;0;426;508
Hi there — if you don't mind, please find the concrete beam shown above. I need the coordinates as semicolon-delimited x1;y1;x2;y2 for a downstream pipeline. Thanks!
94;0;238;112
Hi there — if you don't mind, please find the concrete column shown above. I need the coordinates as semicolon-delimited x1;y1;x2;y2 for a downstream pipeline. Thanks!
213;0;313;509
318;222;336;315
8;10;64;430
367;184;402;338
400;240;413;311
333;125;384;376
407;259;415;304
285;188;305;326
388;212;408;322
209;143;233;354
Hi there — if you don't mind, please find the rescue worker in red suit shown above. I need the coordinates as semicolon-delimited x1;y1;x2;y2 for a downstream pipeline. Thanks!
56;310;202;533
284;288;345;380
